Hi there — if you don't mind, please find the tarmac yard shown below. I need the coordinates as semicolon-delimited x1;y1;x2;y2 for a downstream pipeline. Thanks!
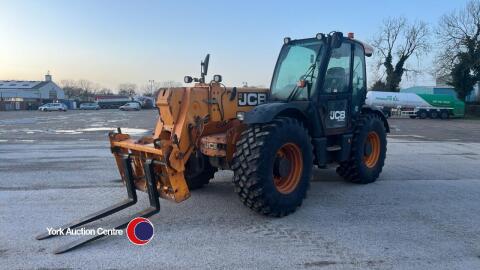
1;110;480;269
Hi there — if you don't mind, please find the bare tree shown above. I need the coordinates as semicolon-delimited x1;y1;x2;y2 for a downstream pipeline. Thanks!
60;80;80;99
140;81;163;97
369;80;388;91
61;79;94;99
77;79;94;92
435;0;480;100
95;88;113;95
60;79;106;100
60;79;76;89
118;83;137;96
371;17;431;91
140;81;183;98
159;80;182;88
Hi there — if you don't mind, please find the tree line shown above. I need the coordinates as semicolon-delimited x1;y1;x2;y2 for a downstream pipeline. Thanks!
60;79;181;101
370;0;480;101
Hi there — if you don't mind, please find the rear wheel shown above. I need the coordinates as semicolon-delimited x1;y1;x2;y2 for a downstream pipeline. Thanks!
337;113;387;184
232;117;313;217
440;110;449;119
430;110;439;119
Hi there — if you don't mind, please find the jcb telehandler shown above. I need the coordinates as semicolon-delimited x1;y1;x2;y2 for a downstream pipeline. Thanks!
37;31;389;253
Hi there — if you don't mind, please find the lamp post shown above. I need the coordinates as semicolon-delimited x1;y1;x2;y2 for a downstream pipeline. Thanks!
149;80;155;94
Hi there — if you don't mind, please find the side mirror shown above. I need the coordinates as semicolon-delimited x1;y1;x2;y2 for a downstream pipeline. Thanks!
330;32;343;48
200;54;210;82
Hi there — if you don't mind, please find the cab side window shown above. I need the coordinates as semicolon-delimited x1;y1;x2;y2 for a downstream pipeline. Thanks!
323;43;352;93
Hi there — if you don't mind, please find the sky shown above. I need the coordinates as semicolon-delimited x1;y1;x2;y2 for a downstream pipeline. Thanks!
0;0;471;91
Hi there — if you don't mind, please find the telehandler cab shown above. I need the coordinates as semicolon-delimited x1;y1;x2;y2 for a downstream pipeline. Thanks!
37;31;389;253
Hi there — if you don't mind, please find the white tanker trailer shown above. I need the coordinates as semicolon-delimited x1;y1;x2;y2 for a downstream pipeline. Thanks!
365;91;465;119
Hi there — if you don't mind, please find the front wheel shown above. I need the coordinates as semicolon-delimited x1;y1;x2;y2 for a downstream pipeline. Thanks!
337;113;387;184
184;152;217;190
232;117;313;217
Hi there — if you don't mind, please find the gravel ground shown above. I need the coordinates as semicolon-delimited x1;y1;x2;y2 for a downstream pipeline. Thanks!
0;110;479;269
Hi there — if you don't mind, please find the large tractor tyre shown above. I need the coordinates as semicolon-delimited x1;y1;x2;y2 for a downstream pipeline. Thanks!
336;113;387;184
232;117;313;217
184;153;217;190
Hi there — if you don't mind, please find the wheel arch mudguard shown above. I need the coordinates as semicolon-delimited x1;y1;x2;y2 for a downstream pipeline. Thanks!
362;105;390;133
243;102;325;167
244;102;325;138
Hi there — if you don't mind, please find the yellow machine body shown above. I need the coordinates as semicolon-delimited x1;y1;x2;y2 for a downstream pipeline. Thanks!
109;83;268;203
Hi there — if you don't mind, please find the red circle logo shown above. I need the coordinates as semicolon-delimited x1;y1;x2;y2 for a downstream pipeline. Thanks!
126;217;154;245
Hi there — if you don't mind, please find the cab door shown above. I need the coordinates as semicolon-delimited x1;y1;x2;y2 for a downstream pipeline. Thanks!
351;44;367;118
318;41;353;135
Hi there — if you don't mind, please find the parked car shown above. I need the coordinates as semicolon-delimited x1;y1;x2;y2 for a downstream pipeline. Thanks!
79;103;101;110
119;102;141;111
38;103;67;112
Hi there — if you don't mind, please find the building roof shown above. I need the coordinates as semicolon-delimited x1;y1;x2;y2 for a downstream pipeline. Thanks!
0;80;49;90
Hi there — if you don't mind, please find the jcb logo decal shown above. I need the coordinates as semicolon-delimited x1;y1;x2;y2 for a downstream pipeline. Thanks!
238;93;267;106
329;111;346;121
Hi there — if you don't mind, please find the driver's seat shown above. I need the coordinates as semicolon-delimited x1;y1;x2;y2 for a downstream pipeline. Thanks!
324;67;347;93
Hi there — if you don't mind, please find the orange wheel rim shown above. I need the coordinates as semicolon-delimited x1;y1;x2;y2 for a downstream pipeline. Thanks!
364;131;380;168
273;143;303;194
